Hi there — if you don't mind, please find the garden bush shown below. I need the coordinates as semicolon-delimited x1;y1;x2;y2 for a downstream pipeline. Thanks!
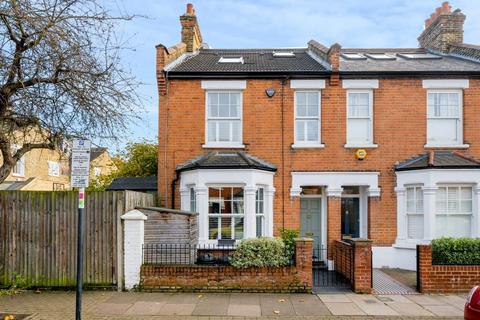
230;238;290;268
431;237;480;265
279;228;299;261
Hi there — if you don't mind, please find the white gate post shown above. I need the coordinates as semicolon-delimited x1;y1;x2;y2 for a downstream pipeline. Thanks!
121;209;147;290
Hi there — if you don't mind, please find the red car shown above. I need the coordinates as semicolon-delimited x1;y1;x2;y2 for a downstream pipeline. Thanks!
465;285;480;320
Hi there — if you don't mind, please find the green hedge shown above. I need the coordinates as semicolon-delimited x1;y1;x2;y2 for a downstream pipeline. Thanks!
431;237;480;265
230;238;290;268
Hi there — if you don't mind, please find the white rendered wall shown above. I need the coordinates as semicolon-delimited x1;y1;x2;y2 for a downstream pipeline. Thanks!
121;209;147;290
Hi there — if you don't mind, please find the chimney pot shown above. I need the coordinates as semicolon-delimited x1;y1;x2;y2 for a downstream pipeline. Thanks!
186;3;194;15
442;2;450;13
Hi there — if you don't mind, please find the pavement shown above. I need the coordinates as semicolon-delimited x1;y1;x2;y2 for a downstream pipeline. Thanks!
0;291;466;319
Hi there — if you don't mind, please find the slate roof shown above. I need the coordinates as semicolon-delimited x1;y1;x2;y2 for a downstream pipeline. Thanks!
168;48;328;75
90;147;107;161
395;151;480;171
106;176;157;191
340;48;480;73
176;152;277;172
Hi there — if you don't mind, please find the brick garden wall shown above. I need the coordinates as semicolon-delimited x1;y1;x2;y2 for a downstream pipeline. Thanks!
417;244;480;293
140;238;313;293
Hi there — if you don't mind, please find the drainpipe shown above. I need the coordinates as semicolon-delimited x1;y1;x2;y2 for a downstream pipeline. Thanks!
171;170;179;209
280;76;289;230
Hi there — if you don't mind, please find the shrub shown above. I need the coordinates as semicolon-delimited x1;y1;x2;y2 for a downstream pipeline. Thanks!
279;228;299;260
431;237;480;265
230;238;289;268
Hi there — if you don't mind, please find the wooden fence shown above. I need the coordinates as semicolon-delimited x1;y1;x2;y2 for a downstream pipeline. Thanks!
0;190;155;289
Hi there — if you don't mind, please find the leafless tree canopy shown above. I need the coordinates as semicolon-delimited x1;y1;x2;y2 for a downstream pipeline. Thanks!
0;0;139;182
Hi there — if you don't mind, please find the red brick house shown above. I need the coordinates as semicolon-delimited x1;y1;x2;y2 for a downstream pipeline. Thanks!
157;2;480;270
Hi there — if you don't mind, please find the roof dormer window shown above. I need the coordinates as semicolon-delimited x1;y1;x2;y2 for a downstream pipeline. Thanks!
341;53;367;60
364;53;396;60
218;56;244;64
273;51;295;57
397;53;442;60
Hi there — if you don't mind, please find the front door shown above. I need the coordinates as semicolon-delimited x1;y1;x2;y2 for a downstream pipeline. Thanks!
341;198;360;238
300;198;322;248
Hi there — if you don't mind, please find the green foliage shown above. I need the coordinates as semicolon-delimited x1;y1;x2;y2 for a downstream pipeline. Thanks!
230;238;290;268
279;228;299;260
87;140;157;191
0;273;28;295
432;237;480;265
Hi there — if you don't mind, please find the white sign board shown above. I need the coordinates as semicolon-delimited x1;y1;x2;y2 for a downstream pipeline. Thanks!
71;139;91;188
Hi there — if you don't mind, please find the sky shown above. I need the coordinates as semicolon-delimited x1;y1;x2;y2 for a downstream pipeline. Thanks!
107;0;480;152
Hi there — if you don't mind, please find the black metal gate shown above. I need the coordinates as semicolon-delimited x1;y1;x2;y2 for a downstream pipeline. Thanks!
312;245;352;293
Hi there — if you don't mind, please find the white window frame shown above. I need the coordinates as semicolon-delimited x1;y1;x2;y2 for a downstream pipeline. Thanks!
11;145;25;177
405;185;424;240
256;186;266;237
425;89;467;148
435;184;473;238
203;90;244;148
48;161;60;177
189;186;196;212
293;90;323;148
345;89;376;148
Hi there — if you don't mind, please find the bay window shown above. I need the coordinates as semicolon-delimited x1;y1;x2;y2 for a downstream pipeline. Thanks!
206;92;242;146
294;91;321;145
208;187;244;240
436;185;472;238
346;90;373;146
427;90;462;146
405;186;424;239
256;187;265;237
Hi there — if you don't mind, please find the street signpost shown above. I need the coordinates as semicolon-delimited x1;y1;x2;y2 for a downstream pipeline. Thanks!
71;139;91;320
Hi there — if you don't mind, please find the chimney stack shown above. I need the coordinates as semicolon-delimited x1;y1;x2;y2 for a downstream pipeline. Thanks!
180;3;203;52
418;2;465;53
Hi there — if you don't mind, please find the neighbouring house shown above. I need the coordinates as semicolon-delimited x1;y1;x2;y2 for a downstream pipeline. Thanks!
156;2;480;271
0;130;70;191
90;147;118;181
107;176;157;195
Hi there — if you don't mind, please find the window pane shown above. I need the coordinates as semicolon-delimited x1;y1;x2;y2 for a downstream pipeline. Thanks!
307;92;319;107
230;93;240;106
231;121;241;142
218;122;230;141
436;215;471;238
307;104;318;117
427;119;458;143
296;120;305;141
296;92;307;106
306;120;319;141
406;200;415;213
407;214;424;239
208;121;217;142
349;92;369;106
208;93;219;117
297;104;307;117
219;103;230;117
220;217;232;240
209;217;219;239
460;200;472;213
347;118;370;143
234;217;244;239
229;104;238;117
256;215;264;237
461;187;472;200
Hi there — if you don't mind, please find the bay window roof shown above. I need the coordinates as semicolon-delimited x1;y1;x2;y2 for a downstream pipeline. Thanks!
176;152;277;172
395;151;480;171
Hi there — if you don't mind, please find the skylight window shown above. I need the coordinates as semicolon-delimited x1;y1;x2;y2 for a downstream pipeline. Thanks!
397;53;442;60
364;53;396;60
218;56;244;64
273;51;295;57
341;53;367;60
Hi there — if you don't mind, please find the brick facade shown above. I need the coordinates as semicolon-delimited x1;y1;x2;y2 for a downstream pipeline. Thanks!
417;244;480;293
140;238;313;293
158;77;480;246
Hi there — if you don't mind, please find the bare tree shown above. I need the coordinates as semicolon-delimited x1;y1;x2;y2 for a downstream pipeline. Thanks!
0;0;139;182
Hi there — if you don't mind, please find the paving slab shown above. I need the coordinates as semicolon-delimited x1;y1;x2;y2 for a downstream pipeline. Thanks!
317;293;352;303
157;303;196;316
136;292;172;302
166;293;202;304
289;294;331;316
229;293;260;305
324;302;366;315
227;304;262;317
346;294;399;316
91;302;133;315
259;294;296;316
192;294;230;316
437;294;467;310
124;301;166;315
424;304;464;317
386;302;434;316
405;294;447;306
105;293;141;304
376;294;414;303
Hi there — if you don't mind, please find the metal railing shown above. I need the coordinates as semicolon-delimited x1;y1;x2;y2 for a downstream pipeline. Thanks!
142;243;237;265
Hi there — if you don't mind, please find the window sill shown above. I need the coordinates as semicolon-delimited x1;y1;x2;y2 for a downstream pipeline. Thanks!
344;143;378;149
291;143;325;149
424;144;470;149
202;143;245;149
